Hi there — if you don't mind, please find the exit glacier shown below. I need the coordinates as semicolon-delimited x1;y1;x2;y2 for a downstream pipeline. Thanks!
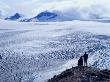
0;19;110;82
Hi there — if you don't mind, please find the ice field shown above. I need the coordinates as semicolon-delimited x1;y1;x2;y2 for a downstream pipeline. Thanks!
0;20;110;82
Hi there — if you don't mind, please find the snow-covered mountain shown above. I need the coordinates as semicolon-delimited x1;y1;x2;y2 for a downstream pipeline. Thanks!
21;10;81;22
5;13;24;21
2;8;109;22
21;11;57;22
34;11;58;22
1;0;110;22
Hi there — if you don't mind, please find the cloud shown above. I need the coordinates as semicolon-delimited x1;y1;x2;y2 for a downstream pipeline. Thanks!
0;0;110;19
0;1;12;17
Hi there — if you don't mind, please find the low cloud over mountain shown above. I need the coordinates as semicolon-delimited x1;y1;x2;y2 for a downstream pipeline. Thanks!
0;0;110;20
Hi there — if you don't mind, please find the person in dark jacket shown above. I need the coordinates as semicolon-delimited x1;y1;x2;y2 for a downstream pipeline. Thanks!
83;52;88;66
0;55;2;59
78;56;83;66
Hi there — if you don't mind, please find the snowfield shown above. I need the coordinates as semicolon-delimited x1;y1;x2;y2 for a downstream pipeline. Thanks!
0;19;110;82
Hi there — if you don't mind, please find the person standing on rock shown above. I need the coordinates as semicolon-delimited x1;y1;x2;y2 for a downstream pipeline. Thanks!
83;52;88;66
0;55;2;59
78;56;83;66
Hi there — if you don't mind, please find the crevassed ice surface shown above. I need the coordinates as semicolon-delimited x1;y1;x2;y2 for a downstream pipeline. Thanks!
0;20;110;82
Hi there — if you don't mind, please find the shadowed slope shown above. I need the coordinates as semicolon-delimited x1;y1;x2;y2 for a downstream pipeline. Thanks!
48;66;110;82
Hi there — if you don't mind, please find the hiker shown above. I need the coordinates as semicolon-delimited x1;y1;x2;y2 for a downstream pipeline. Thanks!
0;55;2;59
78;56;83;66
83;52;88;66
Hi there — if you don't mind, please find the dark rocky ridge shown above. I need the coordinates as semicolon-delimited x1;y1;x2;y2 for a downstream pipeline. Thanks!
48;66;110;82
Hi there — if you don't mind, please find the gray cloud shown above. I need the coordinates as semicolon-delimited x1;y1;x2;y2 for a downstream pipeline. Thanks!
0;0;110;19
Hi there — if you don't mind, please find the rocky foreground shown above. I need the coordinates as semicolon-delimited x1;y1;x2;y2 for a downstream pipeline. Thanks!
47;66;110;82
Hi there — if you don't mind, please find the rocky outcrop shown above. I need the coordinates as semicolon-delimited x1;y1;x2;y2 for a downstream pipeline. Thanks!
48;66;110;82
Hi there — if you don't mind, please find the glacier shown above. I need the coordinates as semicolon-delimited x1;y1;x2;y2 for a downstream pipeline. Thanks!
0;19;110;82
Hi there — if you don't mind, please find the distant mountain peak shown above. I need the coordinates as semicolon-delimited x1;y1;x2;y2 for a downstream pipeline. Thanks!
5;13;24;20
31;11;58;22
37;11;57;19
48;66;110;82
21;11;58;22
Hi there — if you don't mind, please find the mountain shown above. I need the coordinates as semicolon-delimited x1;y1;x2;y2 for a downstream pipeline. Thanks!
9;11;108;22
48;66;110;82
36;11;58;22
21;11;58;22
5;13;24;21
21;10;81;22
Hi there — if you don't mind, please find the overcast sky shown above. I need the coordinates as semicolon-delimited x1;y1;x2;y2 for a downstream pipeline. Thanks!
0;0;110;17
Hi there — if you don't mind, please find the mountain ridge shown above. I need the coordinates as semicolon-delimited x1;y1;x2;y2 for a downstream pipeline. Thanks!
5;13;24;21
48;66;110;82
3;11;110;22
